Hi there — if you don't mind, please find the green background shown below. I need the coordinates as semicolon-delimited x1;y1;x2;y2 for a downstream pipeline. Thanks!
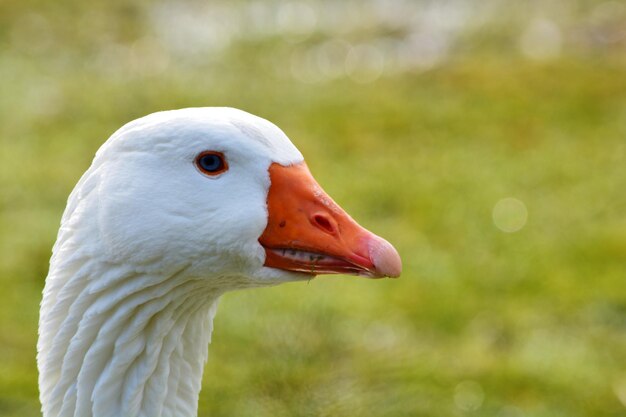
1;0;625;416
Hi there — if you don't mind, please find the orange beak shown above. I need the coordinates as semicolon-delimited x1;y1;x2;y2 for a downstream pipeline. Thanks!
259;162;402;278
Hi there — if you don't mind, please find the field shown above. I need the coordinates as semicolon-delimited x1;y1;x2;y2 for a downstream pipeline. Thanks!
0;1;625;416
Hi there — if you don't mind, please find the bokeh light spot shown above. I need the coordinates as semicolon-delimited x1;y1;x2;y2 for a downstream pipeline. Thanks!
493;197;528;233
454;380;484;411
277;1;317;42
345;44;384;83
315;39;351;79
613;376;626;407
519;18;562;61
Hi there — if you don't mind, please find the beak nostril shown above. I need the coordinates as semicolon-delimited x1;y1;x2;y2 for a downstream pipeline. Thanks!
312;214;336;235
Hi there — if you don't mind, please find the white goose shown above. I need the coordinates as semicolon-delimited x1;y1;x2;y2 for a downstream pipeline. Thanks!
38;107;402;417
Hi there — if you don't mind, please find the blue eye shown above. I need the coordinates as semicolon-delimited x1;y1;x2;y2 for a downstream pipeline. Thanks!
200;154;222;171
196;152;228;176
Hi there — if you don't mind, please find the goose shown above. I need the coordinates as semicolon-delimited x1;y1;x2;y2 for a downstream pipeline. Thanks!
38;107;402;417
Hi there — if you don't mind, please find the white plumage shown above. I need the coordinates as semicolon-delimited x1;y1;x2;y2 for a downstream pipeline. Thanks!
38;107;401;417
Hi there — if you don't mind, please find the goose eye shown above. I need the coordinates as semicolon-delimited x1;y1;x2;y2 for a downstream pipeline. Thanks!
196;151;228;176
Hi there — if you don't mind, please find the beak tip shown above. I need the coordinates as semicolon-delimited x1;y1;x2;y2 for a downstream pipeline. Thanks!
368;237;402;278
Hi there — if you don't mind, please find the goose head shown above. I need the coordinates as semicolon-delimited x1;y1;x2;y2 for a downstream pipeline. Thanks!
90;107;400;288
38;107;401;417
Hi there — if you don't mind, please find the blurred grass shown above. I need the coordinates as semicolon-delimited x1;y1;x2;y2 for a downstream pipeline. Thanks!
1;1;626;416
